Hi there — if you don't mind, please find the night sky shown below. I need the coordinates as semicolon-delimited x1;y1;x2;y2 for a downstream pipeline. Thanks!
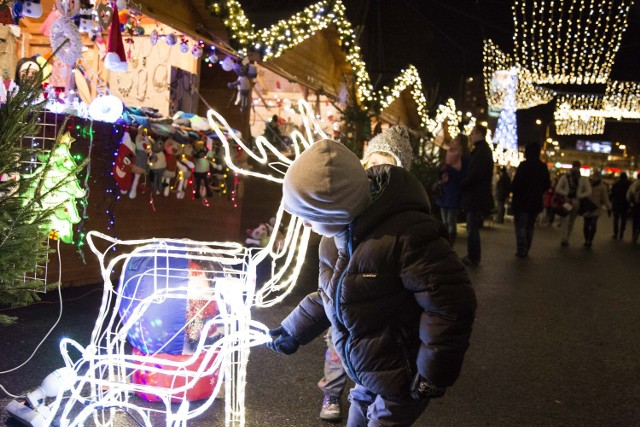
241;0;640;153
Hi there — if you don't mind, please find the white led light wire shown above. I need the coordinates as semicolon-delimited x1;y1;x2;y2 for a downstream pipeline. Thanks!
207;99;325;184
45;231;271;427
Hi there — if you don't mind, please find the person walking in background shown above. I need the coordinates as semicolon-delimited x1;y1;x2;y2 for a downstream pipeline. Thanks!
315;125;414;422
554;160;592;246
494;166;511;224
610;172;631;240
582;170;611;248
543;176;559;226
510;143;550;258
627;175;640;244
436;133;470;243
460;124;494;266
268;139;476;426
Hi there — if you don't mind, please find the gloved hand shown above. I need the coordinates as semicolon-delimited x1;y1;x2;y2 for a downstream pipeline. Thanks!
410;374;446;400
267;325;299;355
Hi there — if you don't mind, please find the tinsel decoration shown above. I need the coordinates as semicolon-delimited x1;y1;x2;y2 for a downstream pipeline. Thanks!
50;16;83;65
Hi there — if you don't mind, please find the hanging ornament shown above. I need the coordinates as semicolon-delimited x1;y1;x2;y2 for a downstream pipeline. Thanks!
180;39;189;54
56;0;80;18
104;1;128;71
150;29;159;46
22;0;43;18
116;0;127;10
77;8;94;33
165;33;177;46
220;56;234;72
50;16;83;65
12;1;23;24
192;44;203;58
96;2;113;31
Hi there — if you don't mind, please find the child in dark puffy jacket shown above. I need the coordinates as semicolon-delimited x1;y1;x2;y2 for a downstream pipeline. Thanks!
267;139;477;426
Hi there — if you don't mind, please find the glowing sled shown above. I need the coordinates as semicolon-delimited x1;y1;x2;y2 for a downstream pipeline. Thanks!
24;232;272;427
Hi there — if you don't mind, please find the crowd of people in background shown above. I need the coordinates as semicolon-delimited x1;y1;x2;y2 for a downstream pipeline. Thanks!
434;127;640;258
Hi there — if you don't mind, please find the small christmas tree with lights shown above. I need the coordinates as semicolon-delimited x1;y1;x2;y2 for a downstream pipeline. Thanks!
0;62;86;324
23;132;86;245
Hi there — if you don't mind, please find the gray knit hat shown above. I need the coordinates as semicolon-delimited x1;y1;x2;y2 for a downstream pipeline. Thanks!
283;139;371;225
362;125;414;169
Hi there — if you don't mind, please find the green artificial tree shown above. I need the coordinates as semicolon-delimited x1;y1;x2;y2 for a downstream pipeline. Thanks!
0;64;86;324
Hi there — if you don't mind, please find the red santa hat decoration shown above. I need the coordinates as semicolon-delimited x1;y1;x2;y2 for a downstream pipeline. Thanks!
104;0;127;72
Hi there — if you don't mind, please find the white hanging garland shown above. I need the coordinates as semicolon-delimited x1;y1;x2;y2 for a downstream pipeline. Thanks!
50;16;83;66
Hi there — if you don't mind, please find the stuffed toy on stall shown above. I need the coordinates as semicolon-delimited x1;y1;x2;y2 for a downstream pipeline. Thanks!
148;137;167;195
129;127;153;199
227;60;255;112
176;142;194;200
162;138;182;197
113;131;145;194
192;140;213;199
245;217;283;249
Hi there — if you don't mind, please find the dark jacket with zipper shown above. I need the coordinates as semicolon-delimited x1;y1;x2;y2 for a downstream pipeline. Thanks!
281;165;477;396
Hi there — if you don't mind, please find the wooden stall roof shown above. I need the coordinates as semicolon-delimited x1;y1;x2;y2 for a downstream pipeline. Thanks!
379;89;421;129
136;0;231;48
261;26;351;100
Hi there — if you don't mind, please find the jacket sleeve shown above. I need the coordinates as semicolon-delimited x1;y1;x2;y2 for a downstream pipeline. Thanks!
281;292;331;345
578;177;592;199
399;219;477;387
555;174;569;196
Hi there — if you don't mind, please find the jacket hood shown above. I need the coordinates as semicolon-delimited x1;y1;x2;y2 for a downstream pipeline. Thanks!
282;139;371;224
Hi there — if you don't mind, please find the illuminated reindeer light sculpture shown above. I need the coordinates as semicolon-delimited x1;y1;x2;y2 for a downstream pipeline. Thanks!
5;101;327;427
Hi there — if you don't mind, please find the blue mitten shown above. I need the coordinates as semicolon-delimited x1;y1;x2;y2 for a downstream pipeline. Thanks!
267;325;299;355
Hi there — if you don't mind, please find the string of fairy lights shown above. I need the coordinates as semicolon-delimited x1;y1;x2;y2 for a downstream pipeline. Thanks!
206;0;427;126
554;94;607;135
483;39;556;111
512;0;634;85
482;1;640;136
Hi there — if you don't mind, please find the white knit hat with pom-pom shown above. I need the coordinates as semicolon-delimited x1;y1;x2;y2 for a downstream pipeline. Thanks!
362;125;414;169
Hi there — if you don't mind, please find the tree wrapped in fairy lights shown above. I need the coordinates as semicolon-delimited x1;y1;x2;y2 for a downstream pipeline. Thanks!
0;62;86;324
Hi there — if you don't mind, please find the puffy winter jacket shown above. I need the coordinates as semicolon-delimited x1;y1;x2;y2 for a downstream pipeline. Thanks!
460;139;494;212
281;165;477;396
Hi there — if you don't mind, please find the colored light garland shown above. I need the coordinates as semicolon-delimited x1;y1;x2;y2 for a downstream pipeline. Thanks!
512;0;634;85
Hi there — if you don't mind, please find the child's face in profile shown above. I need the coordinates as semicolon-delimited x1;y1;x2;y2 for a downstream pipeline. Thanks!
366;152;397;169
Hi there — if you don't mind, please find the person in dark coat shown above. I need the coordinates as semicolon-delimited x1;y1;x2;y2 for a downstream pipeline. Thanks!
460;124;494;266
610;172;631;240
494;166;511;224
267;139;477;426
436;134;470;243
510;143;551;257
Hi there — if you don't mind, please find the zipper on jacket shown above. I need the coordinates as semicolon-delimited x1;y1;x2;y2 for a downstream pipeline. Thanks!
334;224;360;384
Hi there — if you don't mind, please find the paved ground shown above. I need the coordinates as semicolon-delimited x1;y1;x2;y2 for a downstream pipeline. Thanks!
1;216;640;426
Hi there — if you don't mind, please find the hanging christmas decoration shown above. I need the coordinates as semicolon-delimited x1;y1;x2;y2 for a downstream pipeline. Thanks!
104;1;128;71
513;0;634;85
554;94;606;135
96;1;113;31
22;0;43;18
22;132;86;244
49;0;83;66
